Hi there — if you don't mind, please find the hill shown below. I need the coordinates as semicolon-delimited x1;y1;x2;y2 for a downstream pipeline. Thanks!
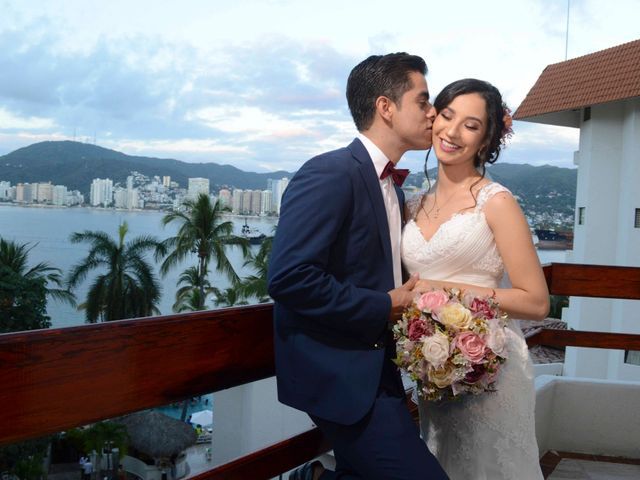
404;162;577;226
0;141;577;225
0;141;292;194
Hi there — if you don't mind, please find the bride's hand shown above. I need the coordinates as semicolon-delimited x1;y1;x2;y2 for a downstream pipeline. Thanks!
413;279;438;293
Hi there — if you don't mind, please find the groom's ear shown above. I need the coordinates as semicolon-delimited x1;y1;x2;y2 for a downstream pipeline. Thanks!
375;95;394;122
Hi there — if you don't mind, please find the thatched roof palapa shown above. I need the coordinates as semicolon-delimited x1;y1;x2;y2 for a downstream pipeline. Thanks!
115;410;197;459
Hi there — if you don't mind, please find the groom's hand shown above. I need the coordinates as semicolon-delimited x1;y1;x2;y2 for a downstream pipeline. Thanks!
388;274;419;324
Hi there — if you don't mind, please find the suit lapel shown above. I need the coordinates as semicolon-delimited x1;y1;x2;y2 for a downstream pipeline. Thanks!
347;139;394;280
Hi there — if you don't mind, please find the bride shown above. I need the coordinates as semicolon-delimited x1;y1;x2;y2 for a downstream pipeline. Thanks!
401;78;549;479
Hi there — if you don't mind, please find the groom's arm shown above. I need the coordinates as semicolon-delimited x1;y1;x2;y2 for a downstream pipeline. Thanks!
268;154;390;344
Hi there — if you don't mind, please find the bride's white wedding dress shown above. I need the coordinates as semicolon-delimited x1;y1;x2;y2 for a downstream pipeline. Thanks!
401;182;543;480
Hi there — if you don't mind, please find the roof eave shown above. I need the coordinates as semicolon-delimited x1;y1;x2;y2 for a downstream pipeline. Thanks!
515;109;581;128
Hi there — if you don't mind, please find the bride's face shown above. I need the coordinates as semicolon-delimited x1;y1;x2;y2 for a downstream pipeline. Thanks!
432;93;488;167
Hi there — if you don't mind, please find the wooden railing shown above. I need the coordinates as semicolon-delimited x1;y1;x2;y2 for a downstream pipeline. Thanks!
527;263;640;350
1;263;639;479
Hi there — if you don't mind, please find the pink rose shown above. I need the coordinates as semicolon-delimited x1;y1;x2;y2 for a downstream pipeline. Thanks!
416;290;450;312
469;297;495;320
407;317;434;341
456;331;487;364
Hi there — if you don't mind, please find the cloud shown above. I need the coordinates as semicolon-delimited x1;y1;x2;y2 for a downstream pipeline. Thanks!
0;0;637;172
0;108;56;130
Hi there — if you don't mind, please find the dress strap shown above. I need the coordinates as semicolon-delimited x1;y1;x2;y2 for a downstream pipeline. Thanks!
474;182;511;212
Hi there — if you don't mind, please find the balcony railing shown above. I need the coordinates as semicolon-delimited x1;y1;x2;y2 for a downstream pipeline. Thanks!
1;263;639;479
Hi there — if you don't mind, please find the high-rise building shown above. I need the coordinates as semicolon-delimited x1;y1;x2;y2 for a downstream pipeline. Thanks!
260;189;272;215
15;183;25;203
250;190;262;215
188;178;210;199
162;176;171;188
37;182;53;203
218;189;231;209
114;188;128;209
0;181;10;200
231;189;243;214
90;178;114;207
242;190;252;215
52;185;68;206
270;177;289;214
23;183;35;203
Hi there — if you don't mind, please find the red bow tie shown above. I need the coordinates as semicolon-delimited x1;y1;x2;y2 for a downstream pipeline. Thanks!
380;161;409;187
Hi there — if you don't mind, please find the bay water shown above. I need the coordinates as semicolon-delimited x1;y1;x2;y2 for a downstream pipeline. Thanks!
0;204;565;330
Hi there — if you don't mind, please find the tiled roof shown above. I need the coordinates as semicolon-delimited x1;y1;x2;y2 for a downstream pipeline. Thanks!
514;39;640;120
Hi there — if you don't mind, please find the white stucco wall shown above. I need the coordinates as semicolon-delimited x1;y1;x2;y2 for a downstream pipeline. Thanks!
563;98;640;381
535;375;640;458
211;376;315;466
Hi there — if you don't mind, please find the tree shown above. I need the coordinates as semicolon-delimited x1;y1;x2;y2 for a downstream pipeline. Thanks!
0;437;51;480
211;286;249;307
238;235;273;303
67;222;164;322
0;237;75;333
66;422;128;479
172;266;214;312
159;194;249;310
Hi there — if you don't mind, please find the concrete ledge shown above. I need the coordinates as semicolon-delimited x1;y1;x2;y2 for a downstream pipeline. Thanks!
535;375;640;458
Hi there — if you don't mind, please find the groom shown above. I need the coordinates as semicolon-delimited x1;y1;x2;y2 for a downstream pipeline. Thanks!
268;53;447;479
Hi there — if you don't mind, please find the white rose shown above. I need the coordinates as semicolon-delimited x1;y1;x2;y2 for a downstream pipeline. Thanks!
486;325;508;358
421;331;450;368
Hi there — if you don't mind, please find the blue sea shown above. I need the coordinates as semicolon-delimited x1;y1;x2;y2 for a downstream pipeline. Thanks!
0;204;277;329
0;204;565;330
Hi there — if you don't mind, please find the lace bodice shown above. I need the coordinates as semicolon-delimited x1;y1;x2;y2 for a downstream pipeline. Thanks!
402;182;508;287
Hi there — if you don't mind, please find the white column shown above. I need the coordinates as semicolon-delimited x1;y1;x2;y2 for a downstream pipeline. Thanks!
563;100;640;381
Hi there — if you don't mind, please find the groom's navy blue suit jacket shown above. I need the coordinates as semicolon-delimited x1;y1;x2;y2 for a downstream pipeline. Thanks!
268;138;405;425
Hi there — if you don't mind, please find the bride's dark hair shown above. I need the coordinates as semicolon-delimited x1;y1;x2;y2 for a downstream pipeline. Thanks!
424;78;509;194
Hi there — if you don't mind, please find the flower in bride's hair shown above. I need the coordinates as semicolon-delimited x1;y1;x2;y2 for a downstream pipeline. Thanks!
501;104;514;145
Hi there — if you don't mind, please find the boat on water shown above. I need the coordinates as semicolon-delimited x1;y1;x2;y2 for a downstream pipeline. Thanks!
534;228;574;250
241;219;267;245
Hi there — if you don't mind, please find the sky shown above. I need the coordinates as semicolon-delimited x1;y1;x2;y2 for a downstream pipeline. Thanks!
0;0;639;174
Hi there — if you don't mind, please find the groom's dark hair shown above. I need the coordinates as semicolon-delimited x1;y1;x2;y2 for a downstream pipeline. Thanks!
346;52;427;132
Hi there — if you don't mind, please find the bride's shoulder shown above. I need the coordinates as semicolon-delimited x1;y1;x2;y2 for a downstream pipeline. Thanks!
476;182;519;214
477;182;512;208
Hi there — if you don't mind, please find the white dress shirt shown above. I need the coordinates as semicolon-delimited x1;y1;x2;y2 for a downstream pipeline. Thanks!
357;134;403;288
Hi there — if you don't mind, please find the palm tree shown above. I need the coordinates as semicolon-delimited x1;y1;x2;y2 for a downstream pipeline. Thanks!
66;422;128;479
159;194;249;310
238;235;273;303
67;222;164;322
211;286;249;307
172;266;214;312
0;237;76;306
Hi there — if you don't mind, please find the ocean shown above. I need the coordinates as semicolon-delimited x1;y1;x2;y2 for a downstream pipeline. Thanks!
0;204;277;329
0;204;566;330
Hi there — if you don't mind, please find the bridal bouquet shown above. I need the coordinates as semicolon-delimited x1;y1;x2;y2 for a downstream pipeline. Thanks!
393;288;509;402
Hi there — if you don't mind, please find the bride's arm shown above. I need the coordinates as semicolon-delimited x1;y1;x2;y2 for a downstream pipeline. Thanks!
416;191;550;320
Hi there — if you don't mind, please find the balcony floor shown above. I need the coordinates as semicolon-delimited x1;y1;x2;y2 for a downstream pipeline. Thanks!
543;452;640;479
